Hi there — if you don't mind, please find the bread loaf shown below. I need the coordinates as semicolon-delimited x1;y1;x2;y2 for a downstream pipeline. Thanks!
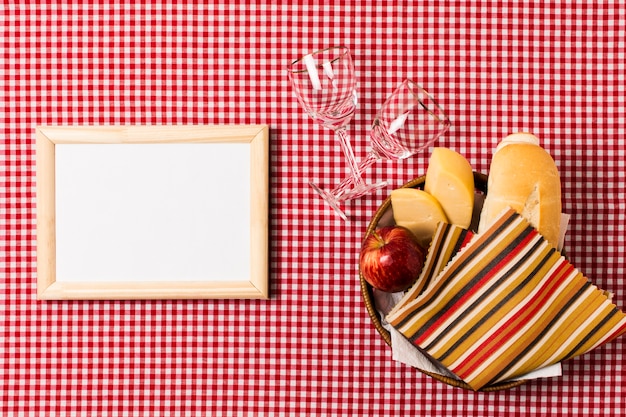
478;133;562;247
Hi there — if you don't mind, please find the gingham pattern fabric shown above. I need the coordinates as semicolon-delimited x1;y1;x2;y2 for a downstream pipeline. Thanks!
2;1;626;416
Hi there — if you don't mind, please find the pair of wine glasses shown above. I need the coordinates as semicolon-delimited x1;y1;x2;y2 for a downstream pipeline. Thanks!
287;46;451;220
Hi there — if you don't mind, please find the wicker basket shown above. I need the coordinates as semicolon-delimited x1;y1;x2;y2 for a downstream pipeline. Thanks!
359;171;527;391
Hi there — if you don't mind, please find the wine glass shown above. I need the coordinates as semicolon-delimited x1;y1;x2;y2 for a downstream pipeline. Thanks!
287;46;387;220
333;79;452;195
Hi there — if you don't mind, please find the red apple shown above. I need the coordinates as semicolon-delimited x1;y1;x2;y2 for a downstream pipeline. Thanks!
359;225;426;293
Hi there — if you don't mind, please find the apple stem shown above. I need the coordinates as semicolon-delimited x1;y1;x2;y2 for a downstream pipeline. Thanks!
372;231;386;248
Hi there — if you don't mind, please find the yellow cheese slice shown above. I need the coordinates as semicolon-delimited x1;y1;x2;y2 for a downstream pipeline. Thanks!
424;148;474;229
391;188;448;248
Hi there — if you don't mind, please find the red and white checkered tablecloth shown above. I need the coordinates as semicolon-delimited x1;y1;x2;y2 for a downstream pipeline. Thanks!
2;1;626;415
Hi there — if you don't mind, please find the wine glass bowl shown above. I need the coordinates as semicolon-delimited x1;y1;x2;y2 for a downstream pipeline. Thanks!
369;80;451;160
287;46;357;131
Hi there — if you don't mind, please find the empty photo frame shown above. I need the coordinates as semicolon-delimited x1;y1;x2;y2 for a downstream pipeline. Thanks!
36;125;269;300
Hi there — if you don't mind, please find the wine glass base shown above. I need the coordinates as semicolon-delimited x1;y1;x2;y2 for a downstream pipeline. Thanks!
310;181;388;221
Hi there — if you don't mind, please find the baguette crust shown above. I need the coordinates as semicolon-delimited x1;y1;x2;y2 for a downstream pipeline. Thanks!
479;138;561;247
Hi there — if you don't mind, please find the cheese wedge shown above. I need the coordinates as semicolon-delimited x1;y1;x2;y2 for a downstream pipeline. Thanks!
424;148;474;229
391;188;448;248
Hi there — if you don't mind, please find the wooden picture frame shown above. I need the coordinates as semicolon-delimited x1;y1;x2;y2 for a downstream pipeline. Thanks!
36;125;269;300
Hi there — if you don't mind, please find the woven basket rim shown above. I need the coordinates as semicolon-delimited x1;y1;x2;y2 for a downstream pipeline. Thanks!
359;171;527;391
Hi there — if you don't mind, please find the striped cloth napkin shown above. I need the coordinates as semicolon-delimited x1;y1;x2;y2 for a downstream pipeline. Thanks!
386;208;626;391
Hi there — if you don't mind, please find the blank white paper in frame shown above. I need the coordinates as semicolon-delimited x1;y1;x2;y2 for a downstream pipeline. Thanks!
36;125;269;300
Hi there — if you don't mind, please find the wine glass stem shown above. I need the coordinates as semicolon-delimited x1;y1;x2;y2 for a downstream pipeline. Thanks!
335;126;365;187
332;150;380;200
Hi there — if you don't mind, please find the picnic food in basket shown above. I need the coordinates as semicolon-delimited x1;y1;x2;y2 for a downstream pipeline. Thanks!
359;133;626;390
362;147;473;293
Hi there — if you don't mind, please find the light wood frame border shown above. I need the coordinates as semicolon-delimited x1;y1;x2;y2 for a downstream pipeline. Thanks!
36;125;269;300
